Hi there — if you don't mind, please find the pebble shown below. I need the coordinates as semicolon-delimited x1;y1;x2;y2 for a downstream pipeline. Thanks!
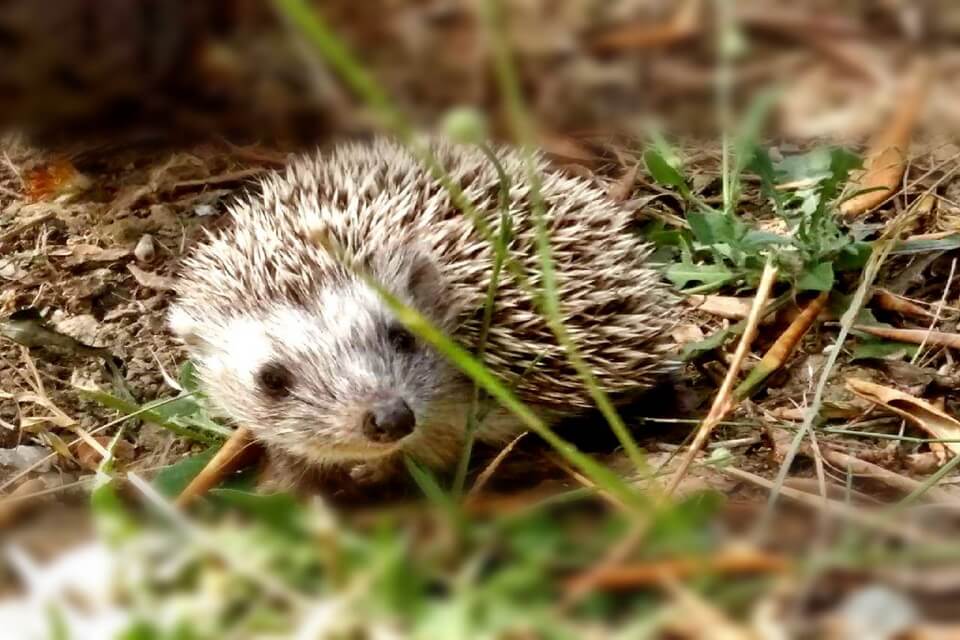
134;234;156;264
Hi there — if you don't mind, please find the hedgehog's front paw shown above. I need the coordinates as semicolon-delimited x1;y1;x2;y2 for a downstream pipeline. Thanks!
348;458;403;486
257;450;312;494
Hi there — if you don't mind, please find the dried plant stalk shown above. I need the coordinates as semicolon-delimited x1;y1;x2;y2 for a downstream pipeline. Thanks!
565;547;789;591
871;288;934;319
853;325;960;349
666;262;779;495
175;427;261;508
841;61;932;217
735;291;829;399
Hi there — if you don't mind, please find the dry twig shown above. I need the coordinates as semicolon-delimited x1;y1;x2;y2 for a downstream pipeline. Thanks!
175;427;262;508
853;325;960;350
465;431;528;501
666;262;779;495
871;288;935;319
735;291;830;399
565;547;789;592
724;466;937;544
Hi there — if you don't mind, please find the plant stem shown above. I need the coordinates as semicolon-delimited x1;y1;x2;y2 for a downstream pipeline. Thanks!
453;144;512;497
479;0;652;482
715;0;734;215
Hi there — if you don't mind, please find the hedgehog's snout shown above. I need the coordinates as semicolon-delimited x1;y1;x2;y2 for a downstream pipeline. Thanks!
361;396;416;443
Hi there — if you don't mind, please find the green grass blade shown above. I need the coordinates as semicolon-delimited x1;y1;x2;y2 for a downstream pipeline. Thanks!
479;0;651;479
378;285;644;510
453;144;513;498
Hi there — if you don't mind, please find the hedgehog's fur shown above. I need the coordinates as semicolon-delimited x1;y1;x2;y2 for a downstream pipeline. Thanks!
170;137;681;483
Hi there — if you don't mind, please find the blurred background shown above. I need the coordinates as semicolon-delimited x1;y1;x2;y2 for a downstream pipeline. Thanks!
1;0;958;148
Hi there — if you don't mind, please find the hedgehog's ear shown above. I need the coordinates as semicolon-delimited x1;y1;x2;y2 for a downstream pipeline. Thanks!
406;252;446;309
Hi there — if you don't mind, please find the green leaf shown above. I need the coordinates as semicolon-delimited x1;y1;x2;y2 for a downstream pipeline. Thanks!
830;293;879;325
834;241;872;271
775;147;835;184
145;395;205;421
681;324;737;359
851;340;919;362
47;605;70;640
687;210;742;245
730;90;778;203
644;225;684;248
643;148;688;194
648;245;679;265
78;387;230;443
405;456;451;507
682;292;793;359
152;447;217;497
116;622;163;640
796;262;834;291
178;360;201;393
821;147;863;202
209;489;304;532
666;261;736;289
91;479;139;544
404;456;463;527
748;145;787;214
741;230;789;248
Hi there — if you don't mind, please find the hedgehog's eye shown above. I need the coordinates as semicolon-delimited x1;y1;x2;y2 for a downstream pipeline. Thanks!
387;324;416;353
256;362;293;399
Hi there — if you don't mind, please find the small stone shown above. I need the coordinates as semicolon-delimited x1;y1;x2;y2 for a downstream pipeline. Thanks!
53;314;102;347
0;445;51;472
194;203;216;217
0;256;28;280
834;585;916;639
134;234;156;264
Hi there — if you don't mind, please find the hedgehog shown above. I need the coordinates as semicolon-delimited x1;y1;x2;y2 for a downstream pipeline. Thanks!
169;137;682;486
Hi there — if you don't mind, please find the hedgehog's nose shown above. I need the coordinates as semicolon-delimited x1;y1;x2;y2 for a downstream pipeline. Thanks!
362;397;416;443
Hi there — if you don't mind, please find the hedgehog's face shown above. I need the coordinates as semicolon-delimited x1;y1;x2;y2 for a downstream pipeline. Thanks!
170;253;472;465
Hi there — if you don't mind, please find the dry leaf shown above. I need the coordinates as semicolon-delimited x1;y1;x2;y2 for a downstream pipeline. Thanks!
466;431;528;501
841;61;932;217
128;264;177;291
607;163;640;203
853;325;960;349
767;404;862;421
686;295;762;321
905;451;941;475
73;436;135;471
24;158;91;203
588;0;701;53
0;209;56;245
672;323;706;345
846;377;960;456
59;244;131;267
